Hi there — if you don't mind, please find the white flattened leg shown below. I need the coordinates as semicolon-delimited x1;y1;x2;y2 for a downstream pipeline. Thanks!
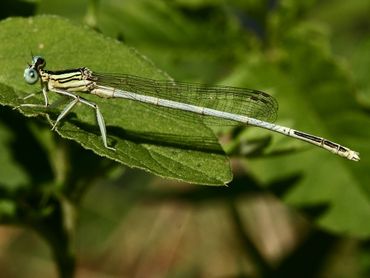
51;98;79;130
49;88;116;151
94;104;116;151
42;87;49;107
77;97;115;150
14;87;50;110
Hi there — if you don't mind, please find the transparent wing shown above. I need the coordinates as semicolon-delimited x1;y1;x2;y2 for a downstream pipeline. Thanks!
92;73;278;125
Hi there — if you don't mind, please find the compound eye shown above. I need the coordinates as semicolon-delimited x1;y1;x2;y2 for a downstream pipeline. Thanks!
32;56;46;69
24;68;39;84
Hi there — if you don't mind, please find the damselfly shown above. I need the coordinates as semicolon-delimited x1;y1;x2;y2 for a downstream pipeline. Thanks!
21;56;359;161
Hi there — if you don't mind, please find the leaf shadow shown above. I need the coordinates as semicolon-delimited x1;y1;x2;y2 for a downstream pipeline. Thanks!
66;116;226;155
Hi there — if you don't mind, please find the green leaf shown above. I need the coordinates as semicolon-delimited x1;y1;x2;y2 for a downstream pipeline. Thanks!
0;16;232;185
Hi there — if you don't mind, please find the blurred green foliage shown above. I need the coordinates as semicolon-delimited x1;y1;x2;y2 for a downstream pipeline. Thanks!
0;0;369;277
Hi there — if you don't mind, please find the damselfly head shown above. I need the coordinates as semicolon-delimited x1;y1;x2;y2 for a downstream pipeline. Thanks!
24;56;46;85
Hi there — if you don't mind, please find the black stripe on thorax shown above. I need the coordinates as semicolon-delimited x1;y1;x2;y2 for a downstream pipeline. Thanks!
46;68;84;83
45;68;84;75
